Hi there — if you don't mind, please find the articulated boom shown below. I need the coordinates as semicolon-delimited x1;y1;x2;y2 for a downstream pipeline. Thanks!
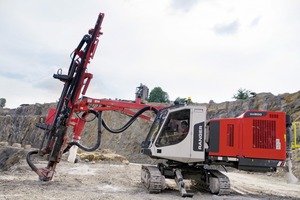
26;13;163;181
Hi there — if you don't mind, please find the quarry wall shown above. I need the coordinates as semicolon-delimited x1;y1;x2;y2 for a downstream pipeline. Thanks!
0;91;299;162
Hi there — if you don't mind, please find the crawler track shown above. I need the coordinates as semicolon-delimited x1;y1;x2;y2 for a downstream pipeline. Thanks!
141;165;165;193
209;170;231;195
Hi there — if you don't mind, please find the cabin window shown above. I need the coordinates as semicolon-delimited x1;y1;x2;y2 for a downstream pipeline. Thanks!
156;109;190;147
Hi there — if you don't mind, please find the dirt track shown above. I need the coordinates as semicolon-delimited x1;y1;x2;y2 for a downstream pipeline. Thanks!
0;155;299;200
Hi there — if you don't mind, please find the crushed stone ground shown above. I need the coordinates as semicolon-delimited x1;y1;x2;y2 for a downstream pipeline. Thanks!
0;155;299;200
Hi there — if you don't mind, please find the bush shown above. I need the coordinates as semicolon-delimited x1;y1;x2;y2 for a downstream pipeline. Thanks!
232;89;251;100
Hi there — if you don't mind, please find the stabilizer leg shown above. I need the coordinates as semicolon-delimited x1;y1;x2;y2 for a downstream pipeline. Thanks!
174;169;194;197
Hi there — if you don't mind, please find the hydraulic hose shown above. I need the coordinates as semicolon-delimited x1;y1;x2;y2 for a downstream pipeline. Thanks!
65;111;102;152
102;106;158;134
30;106;158;157
26;150;39;172
64;106;158;152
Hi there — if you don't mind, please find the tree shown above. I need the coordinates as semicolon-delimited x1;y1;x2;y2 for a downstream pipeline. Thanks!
0;98;6;108
232;88;251;100
148;87;170;103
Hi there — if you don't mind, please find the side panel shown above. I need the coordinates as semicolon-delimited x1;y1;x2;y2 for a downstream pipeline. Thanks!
189;107;207;162
208;121;220;153
193;122;205;152
241;111;286;160
208;119;239;157
152;138;192;163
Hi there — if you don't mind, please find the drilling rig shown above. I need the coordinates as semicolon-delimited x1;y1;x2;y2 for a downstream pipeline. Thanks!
26;13;290;197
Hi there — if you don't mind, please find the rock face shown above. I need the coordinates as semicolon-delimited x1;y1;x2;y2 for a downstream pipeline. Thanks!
0;91;300;162
0;146;27;171
205;92;300;120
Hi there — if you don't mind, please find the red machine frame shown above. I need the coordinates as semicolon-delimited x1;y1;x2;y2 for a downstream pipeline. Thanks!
208;111;286;161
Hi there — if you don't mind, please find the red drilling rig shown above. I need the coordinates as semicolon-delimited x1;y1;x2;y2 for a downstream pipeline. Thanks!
26;13;290;197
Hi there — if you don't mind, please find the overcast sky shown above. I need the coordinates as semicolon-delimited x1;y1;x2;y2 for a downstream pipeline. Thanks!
1;0;299;108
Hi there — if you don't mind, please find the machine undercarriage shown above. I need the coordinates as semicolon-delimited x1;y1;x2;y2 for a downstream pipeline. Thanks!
141;160;231;197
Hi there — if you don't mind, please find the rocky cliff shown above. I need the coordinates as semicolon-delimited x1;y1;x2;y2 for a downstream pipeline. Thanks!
0;91;300;162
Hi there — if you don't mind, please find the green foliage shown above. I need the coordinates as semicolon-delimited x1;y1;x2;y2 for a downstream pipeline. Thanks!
175;97;193;104
148;87;170;103
0;98;6;108
175;97;187;103
232;88;251;100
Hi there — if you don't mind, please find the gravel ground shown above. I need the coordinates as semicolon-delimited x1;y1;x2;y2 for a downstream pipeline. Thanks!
0;155;299;200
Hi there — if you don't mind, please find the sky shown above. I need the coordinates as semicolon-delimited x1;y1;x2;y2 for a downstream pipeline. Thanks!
0;0;300;108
